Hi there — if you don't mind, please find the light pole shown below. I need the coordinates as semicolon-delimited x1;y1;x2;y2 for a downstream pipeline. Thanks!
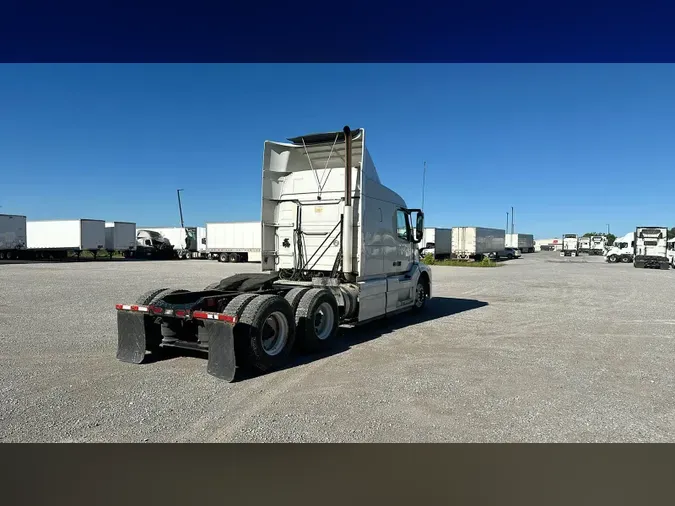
177;189;185;228
606;223;610;235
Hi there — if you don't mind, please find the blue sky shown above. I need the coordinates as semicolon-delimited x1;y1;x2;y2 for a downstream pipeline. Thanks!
1;64;673;239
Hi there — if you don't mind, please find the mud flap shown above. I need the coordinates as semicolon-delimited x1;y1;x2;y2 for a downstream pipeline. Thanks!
205;320;237;382
116;311;152;364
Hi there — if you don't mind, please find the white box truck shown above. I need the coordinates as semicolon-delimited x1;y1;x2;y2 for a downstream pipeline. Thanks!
26;219;105;259
452;227;505;260
560;234;579;257
420;227;452;259
115;126;431;382
205;221;262;263
633;226;669;269
505;233;534;253
105;221;137;258
0;214;27;260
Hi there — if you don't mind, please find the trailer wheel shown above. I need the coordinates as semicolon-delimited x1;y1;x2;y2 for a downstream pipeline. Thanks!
136;287;171;305
0;252;4;260
295;288;339;352
620;256;631;263
238;294;296;372
229;253;239;263
219;253;230;263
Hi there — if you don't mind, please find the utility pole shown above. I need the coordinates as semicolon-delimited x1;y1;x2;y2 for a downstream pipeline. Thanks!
422;161;427;210
511;206;514;235
506;212;509;233
606;223;610;235
177;189;185;228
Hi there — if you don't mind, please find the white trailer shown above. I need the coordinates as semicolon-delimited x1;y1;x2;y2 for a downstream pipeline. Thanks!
420;227;451;259
589;235;607;255
605;232;635;264
26;219;105;259
0;214;27;260
115;126;431;382
633;226;669;269
452;227;505;260
105;221;137;257
505;233;534;253
205;221;262;263
560;233;578;257
578;236;591;254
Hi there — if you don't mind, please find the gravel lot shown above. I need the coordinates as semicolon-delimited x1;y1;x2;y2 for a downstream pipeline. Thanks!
1;252;674;442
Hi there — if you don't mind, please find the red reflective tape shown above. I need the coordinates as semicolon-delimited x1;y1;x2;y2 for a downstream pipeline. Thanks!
192;311;208;319
148;305;163;314
130;305;139;311
175;309;186;318
218;314;236;324
115;304;124;310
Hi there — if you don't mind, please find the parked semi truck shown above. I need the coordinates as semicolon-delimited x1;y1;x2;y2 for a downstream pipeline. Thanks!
668;238;675;268
589;235;607;255
205;221;262;262
605;232;634;263
136;226;201;259
452;227;505;260
105;222;137;258
505;233;534;253
420;227;452;259
115;126;431;381
25;219;105;259
633;226;669;269
578;236;591;254
0;214;27;260
134;229;176;259
560;234;578;257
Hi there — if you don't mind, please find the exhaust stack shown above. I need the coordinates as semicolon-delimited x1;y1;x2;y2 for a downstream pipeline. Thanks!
342;126;354;275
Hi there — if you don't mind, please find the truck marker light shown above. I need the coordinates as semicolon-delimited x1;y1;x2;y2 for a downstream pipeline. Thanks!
115;304;149;312
148;306;164;314
174;309;187;318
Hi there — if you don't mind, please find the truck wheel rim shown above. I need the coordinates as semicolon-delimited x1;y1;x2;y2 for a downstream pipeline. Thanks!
314;302;335;340
261;311;289;356
415;283;426;307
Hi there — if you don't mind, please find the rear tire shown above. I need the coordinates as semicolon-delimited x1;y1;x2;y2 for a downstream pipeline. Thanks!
238;294;296;372
412;276;429;312
608;254;618;263
5;251;13;260
219;253;229;263
229;253;239;263
295;288;339;353
620;256;631;263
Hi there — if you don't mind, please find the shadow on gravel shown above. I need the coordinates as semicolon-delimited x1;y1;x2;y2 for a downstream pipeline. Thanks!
135;297;488;380
238;296;489;380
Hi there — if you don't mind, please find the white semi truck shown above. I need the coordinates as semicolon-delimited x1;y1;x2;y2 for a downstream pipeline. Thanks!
578;236;591;254
0;214;27;260
605;232;634;263
633;226;669;269
452;227;505;261
668;238;675;268
115;126;432;381
560;234;579;257
505;233;535;253
589;235;607;255
136;226;203;259
205;221;262;263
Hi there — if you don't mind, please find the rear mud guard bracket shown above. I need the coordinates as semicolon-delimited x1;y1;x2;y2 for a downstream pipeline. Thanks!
205;321;237;382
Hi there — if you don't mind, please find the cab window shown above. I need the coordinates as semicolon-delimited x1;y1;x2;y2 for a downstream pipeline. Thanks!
396;210;410;241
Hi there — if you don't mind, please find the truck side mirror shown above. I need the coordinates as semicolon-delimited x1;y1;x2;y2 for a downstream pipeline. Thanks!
408;209;424;243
